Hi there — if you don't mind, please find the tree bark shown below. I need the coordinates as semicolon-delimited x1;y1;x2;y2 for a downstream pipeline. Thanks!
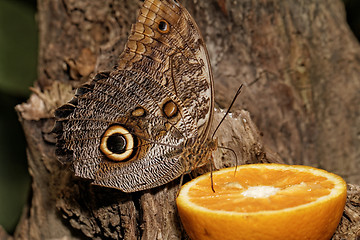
7;0;360;239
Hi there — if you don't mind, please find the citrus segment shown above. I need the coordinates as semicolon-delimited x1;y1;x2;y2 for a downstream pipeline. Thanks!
176;164;347;240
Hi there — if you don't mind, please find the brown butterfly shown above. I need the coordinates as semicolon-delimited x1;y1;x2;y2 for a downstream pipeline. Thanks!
54;0;216;192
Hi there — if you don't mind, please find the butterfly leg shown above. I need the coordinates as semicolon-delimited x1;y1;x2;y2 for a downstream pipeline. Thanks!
177;167;194;196
190;150;216;192
210;159;215;193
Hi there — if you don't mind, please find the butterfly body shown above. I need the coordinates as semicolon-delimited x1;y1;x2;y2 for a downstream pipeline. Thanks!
55;0;215;192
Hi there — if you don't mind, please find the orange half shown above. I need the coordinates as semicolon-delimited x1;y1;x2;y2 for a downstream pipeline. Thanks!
176;164;347;240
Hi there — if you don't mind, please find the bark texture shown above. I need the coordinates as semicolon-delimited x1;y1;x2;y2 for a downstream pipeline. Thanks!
7;0;360;239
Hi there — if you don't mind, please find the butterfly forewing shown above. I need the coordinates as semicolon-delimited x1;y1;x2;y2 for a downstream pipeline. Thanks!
120;0;214;139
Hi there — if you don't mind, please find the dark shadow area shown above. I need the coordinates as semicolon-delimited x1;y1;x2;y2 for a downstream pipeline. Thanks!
345;0;360;41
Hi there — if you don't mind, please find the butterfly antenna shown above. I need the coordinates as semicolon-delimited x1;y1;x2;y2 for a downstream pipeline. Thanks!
211;84;243;139
210;85;243;186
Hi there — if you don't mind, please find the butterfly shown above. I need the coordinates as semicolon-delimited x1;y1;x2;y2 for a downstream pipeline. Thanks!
54;0;216;192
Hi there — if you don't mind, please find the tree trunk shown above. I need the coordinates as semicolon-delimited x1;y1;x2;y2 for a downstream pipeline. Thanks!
6;0;360;239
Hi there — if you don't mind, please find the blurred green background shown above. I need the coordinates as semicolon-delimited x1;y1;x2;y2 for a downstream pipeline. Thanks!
0;0;359;234
0;0;37;233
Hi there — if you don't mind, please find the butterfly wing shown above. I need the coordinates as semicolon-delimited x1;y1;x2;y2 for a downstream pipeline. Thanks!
55;0;214;192
119;0;214;139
